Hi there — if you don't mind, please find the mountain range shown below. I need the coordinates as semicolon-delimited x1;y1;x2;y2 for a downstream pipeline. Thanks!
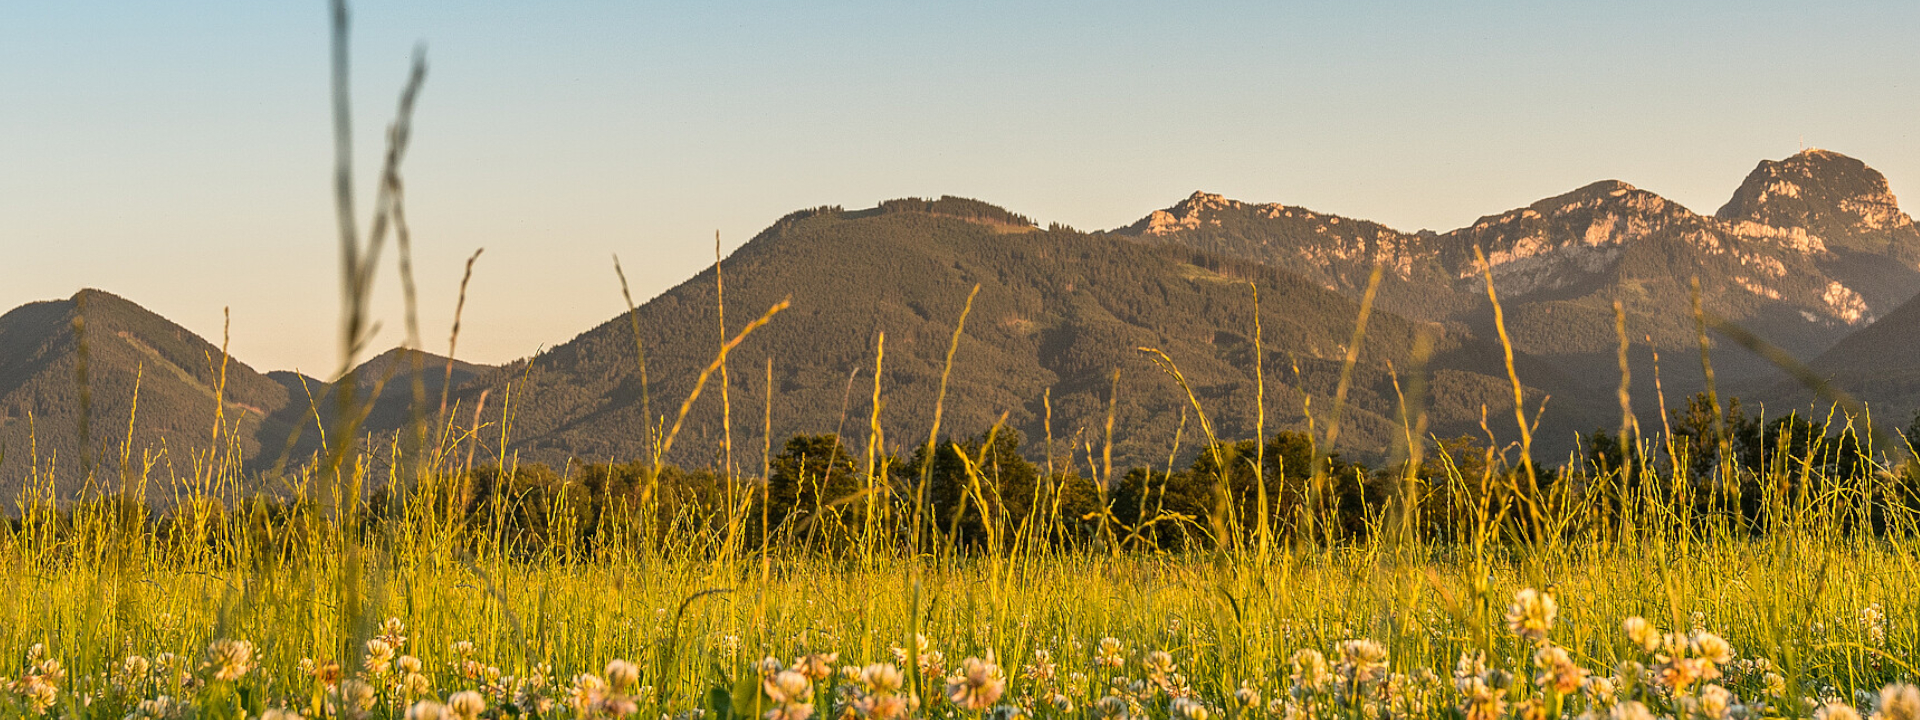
5;149;1918;501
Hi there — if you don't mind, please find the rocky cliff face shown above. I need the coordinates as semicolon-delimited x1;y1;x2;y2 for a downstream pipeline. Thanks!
1119;149;1920;384
1718;149;1920;255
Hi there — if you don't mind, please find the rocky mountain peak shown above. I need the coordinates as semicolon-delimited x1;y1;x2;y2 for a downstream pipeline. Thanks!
1716;149;1914;247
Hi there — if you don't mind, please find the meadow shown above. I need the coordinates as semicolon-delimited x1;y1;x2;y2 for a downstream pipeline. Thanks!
4;5;1916;718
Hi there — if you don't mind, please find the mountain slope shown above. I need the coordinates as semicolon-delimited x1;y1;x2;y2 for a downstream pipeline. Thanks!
0;290;301;501
1785;291;1920;415
454;201;1587;471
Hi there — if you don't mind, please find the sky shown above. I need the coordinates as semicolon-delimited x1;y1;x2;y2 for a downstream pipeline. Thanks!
5;1;1919;376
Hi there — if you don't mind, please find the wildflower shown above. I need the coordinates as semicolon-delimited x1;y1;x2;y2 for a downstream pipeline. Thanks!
1881;684;1920;720
1290;649;1331;694
1453;651;1489;690
117;655;153;687
261;709;305;720
1864;604;1888;646
1172;697;1210;720
1093;695;1131;720
1506;588;1557;642
130;696;181;720
1143;650;1177;678
1233;682;1261;712
1535;645;1589;695
378;617;409;650
451;640;476;659
1692;631;1735;666
860;664;905;694
1623;617;1661;652
765;669;815;703
571;674;609;715
406;701;451;720
945;656;1005;711
1514;699;1549;720
1610;701;1655;720
853;694;911;720
330;679;377;720
1023;648;1056;682
1584;676;1618;706
1815;702;1863;720
1459;676;1504;720
17;675;59;714
1336;639;1389;686
1764;673;1787;698
396;655;423;675
365;638;396;676
1097;638;1127;669
448;690;487;720
607;659;641;693
403;672;432;696
794;654;839;683
1697;684;1735;720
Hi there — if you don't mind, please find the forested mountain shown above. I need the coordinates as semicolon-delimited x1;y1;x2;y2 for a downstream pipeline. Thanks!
1119;149;1920;396
1784;290;1920;416
451;199;1582;472
0;290;301;501
0;288;493;501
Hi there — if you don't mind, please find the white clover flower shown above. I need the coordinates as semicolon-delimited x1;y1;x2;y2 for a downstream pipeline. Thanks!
1458;676;1504;720
1691;631;1734;666
1171;697;1209;720
406;701;450;720
1815;701;1863;720
860;663;905;694
1696;684;1734;720
1336;639;1389;685
1233;682;1261;712
448;690;487;720
1096;638;1127;669
1506;588;1557;642
1623;617;1661;652
606;659;640;693
1880;684;1920;720
1290;649;1331;694
1093;695;1131;720
944;656;1005;711
1610;700;1655;720
1534;645;1588;695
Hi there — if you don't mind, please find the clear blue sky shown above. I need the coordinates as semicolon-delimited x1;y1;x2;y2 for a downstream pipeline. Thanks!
5;1;1918;375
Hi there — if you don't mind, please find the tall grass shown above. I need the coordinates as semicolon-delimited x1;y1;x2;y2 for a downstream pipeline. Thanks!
1;5;1915;719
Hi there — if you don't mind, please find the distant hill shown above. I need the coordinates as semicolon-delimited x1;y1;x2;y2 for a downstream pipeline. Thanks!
256;347;495;470
451;201;1582;471
1781;291;1920;417
0;290;301;501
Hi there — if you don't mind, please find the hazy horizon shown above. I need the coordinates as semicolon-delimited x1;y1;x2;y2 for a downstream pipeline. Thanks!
7;1;1920;374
